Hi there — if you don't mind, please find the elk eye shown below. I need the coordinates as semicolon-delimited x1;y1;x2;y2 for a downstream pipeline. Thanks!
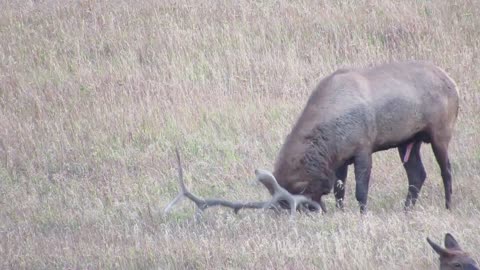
453;262;462;268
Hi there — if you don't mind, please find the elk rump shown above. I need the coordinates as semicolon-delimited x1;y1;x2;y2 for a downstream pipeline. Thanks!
270;61;459;212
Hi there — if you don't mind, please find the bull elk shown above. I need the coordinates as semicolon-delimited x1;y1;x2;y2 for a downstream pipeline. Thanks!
165;61;459;215
427;233;479;270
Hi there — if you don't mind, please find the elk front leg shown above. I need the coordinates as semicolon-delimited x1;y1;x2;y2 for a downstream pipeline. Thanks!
354;151;372;214
398;141;426;209
334;163;348;210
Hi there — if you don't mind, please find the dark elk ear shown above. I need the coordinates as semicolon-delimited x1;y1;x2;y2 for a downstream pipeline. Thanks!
427;237;448;257
444;233;462;251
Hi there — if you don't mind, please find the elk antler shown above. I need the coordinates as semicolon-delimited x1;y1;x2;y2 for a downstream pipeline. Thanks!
254;169;327;215
164;148;326;217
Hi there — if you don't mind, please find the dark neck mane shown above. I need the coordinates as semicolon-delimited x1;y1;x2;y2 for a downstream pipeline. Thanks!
302;125;336;181
273;123;337;196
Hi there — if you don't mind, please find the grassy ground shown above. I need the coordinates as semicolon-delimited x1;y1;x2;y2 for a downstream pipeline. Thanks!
1;0;479;269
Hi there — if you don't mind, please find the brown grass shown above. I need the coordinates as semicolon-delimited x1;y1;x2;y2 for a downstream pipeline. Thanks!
1;0;479;269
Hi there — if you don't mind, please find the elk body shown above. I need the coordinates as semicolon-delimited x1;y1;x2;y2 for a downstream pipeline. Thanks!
165;61;459;216
272;61;459;212
427;233;479;270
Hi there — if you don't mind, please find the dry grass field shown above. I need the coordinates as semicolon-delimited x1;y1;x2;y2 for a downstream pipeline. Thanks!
1;0;480;269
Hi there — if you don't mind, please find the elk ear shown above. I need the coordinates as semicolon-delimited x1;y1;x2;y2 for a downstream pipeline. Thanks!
444;233;462;251
427;237;448;256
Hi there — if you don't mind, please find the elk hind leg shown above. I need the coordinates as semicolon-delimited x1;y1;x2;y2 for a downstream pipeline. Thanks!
431;134;453;209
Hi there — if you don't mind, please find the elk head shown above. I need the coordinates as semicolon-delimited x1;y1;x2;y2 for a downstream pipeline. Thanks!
164;148;327;218
427;233;479;270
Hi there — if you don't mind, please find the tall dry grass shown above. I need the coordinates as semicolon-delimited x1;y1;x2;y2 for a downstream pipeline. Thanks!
0;0;479;269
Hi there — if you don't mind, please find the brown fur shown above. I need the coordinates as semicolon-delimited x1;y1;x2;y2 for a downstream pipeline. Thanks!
427;233;479;270
272;61;459;212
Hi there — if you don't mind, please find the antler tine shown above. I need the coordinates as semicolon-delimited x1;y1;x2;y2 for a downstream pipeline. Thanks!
164;148;205;213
